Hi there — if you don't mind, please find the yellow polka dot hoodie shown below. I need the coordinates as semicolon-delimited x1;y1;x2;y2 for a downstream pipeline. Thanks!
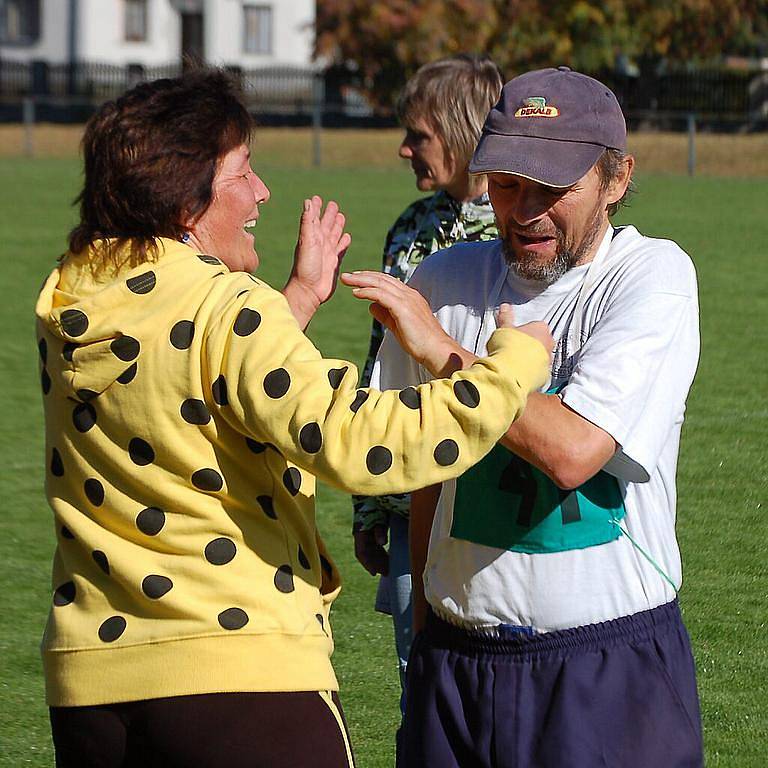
35;238;549;707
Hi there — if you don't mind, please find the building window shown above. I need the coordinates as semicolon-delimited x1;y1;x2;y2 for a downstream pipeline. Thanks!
0;0;40;44
125;0;148;42
243;4;272;54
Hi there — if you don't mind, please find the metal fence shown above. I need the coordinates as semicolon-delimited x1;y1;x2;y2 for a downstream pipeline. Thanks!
2;59;767;125
0;60;327;115
598;67;768;123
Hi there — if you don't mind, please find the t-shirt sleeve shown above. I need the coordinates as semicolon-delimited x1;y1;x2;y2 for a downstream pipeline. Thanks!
561;267;700;483
204;281;550;496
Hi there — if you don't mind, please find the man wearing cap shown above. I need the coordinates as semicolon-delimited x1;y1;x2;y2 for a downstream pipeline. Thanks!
344;67;702;767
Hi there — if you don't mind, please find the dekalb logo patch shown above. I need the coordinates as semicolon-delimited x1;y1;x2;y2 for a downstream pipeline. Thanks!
514;97;560;118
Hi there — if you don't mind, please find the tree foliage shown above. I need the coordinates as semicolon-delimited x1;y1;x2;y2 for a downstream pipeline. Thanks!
315;0;768;110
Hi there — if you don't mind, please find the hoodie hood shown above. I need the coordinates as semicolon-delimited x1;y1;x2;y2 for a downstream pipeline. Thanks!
35;238;228;402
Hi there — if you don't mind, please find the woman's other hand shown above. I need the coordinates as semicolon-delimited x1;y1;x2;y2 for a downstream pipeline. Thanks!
283;196;352;330
342;276;554;377
341;271;462;377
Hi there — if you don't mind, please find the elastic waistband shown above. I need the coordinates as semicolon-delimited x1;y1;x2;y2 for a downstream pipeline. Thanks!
424;600;683;658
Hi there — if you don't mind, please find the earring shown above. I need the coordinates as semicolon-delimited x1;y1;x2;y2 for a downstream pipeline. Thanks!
181;232;191;243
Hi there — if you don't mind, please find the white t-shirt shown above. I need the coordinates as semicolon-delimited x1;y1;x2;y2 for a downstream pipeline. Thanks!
371;225;700;631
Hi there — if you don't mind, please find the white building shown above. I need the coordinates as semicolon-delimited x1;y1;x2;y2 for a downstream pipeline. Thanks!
0;0;316;69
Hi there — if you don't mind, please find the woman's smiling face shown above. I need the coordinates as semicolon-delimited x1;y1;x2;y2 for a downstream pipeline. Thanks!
188;144;271;273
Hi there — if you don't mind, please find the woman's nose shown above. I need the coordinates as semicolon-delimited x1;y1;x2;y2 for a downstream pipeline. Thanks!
253;174;270;203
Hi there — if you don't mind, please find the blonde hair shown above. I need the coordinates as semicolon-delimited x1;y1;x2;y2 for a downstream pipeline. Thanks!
397;54;503;172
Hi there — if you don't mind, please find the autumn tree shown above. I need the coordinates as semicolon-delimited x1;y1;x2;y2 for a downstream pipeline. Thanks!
315;0;768;110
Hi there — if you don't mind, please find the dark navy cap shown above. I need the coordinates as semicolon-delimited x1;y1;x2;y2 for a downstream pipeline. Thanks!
469;67;627;187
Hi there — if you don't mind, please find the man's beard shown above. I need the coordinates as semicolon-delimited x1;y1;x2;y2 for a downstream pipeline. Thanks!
500;203;604;285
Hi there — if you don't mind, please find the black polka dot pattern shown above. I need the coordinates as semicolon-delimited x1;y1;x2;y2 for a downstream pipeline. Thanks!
62;342;78;362
453;379;481;408
399;387;421;409
327;366;348;389
126;271;156;294
205;537;237;565
128;437;155;466
316;613;325;631
320;555;334;580
257;495;277;519
233;308;261;336
92;550;110;574
350;390;368;413
299;423;322;454
136;507;165;535
198;254;221;266
61;525;75;540
142;575;173;599
366;446;393;475
170;320;195;350
282;468;301;496
180;399;211;425
212;376;228;406
72;402;97;432
117;363;137;384
84;478;105;506
218;607;248;630
111;336;140;362
192;468;223;492
76;388;98;402
274;565;295;593
434;439;459;466
50;448;64;477
98;616;126;642
41;368;51;394
263;368;290;398
298;545;310;569
38;338;47;363
53;581;76;606
245;437;267;454
60;309;89;337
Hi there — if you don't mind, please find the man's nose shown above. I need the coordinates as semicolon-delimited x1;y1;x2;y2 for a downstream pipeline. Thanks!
398;140;413;159
510;190;548;226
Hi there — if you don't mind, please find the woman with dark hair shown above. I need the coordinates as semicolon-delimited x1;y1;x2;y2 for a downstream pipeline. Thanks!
36;69;551;767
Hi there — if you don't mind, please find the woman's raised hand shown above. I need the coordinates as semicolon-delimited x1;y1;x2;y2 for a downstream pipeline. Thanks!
283;196;352;329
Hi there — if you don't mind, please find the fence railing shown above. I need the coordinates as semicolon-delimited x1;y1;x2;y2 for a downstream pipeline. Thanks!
2;59;767;123
598;68;768;119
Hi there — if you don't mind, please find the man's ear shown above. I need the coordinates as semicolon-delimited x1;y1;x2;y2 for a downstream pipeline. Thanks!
607;154;635;206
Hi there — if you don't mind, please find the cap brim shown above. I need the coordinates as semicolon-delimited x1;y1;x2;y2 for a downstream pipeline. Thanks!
469;133;605;188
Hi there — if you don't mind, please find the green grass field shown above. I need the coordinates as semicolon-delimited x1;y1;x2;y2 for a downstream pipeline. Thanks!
1;154;766;766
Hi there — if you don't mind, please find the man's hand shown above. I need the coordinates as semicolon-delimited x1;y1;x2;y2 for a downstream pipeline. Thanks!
353;523;389;576
496;303;554;354
283;196;352;329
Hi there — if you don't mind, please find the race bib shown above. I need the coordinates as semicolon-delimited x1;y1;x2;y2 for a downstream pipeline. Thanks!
451;444;625;554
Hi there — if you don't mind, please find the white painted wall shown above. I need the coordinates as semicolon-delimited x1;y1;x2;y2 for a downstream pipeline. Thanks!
206;0;315;68
0;0;70;62
0;0;316;67
78;0;181;66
